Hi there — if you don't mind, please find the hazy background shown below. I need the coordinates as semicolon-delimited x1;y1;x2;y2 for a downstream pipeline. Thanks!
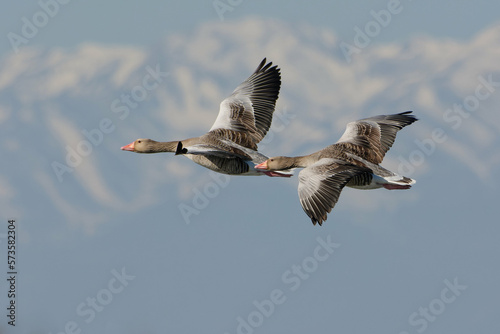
1;1;499;333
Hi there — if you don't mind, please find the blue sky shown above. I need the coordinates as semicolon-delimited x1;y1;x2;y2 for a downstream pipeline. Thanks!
3;0;500;54
1;1;500;333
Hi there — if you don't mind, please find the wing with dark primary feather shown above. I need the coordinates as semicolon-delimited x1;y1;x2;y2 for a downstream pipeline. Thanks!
208;58;281;149
334;111;418;164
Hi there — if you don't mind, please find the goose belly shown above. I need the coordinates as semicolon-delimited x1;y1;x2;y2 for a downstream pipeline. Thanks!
184;154;250;175
347;173;384;190
347;173;415;190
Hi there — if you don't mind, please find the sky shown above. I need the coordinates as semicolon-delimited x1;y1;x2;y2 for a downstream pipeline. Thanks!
3;0;500;54
1;1;500;333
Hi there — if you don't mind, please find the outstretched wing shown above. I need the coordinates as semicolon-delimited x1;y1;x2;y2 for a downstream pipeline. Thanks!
335;111;418;164
209;58;281;147
298;159;372;226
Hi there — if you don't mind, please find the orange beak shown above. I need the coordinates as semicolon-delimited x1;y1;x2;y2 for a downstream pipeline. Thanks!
255;161;268;170
121;141;135;151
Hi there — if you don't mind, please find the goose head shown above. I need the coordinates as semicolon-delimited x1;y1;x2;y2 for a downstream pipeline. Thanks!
255;156;296;171
121;139;159;153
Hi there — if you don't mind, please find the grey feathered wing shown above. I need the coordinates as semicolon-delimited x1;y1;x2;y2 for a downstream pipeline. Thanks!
208;58;281;149
335;111;418;164
298;159;372;225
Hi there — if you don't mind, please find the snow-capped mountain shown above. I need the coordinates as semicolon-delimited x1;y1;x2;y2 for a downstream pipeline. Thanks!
2;18;500;233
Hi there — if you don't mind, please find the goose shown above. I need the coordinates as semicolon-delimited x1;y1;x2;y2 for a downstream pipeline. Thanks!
255;111;418;225
121;58;291;177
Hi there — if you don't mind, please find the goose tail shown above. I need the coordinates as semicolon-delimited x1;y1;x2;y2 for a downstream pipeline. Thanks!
381;174;416;190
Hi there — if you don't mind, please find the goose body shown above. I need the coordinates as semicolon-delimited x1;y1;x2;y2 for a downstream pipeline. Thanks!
121;58;291;177
255;111;418;225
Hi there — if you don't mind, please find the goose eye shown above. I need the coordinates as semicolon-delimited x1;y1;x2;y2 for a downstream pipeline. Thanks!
138;140;142;143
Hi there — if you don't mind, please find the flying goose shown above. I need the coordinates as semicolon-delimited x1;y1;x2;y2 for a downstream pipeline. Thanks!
255;111;418;225
121;58;291;177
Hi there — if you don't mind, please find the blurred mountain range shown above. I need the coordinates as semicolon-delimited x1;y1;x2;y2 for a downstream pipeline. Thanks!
2;18;500;234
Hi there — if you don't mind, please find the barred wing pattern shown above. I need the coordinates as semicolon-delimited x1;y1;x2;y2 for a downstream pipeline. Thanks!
335;111;417;164
298;159;373;225
209;58;281;148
